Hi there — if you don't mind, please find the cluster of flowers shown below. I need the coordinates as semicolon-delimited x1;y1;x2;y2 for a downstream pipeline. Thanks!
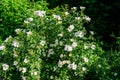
0;6;105;80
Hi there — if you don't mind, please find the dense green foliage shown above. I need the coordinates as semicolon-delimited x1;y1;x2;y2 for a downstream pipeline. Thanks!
0;0;48;40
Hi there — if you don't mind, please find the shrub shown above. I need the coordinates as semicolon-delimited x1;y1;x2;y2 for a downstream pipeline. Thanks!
0;7;108;80
0;0;48;40
46;0;120;50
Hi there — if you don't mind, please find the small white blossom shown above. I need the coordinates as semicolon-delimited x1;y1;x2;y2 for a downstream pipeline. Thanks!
57;33;63;37
60;54;64;58
22;76;26;80
58;60;63;68
50;75;54;79
68;25;74;32
26;31;32;36
70;39;75;42
22;67;27;73
40;40;46;46
75;31;84;38
64;45;73;52
82;67;86;71
48;49;54;55
53;14;62;21
83;16;91;22
83;57;89;63
13;61;18;66
24;58;29;63
53;67;56;72
64;12;69;16
84;44;89;49
27;18;33;22
90;31;94;35
57;21;62;24
34;72;37;75
24;20;29;24
15;29;21;34
68;62;77;70
0;45;5;50
12;40;19;47
91;44;96;50
5;36;12;42
2;64;9;71
71;7;77;12
114;73;117;76
80;6;86;10
75;17;81;20
34;11;46;17
72;42;77;48
71;62;77;70
98;64;101;67
55;39;58;46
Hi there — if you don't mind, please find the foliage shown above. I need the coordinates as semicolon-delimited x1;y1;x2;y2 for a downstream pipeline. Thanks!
0;0;48;40
46;0;120;50
0;7;108;80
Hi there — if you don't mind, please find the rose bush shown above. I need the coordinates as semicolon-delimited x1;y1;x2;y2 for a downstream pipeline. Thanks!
0;7;110;80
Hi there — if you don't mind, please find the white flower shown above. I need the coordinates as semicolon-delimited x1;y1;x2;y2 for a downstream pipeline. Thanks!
40;40;46;46
53;14;62;21
68;64;72;69
72;42;77;48
22;76;26;80
75;17;81;20
75;31;84;38
22;67;27;73
24;20;29;24
64;12;69;16
55;39;58;46
27;18;33;22
91;44;96;50
26;31;32;36
24;58;29;63
5;36;12;42
13;61;18;66
15;29;21;34
0;45;5;50
70;39;75;42
34;11;46;17
71;7;77;12
114;73;117;76
57;33;63;37
90;31;94;35
64;45;73;52
83;16;91;22
34;72;37;75
68;62;77;70
2;63;9;71
83;57;89;63
50;75;54;79
80;6;86;10
68;25;74;32
57;21;62;24
60;54;64;58
58;60;63;68
48;49;54;55
98;64;101;67
12;40;19;47
82;67;86;71
53;67;56;72
71;62;77;70
84;44;89;49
